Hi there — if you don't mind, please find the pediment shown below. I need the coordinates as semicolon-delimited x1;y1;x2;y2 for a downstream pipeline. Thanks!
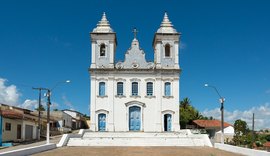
115;39;155;70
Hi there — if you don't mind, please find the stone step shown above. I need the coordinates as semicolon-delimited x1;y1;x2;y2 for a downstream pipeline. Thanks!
67;137;205;147
83;131;190;138
66;131;212;147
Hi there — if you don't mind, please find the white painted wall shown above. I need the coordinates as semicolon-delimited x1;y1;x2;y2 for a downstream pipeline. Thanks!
90;71;180;132
58;113;72;128
215;143;270;156
22;120;38;140
217;126;234;134
2;118;22;142
63;110;77;118
2;118;38;142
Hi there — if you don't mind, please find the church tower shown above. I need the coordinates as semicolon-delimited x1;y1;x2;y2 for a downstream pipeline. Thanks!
90;12;117;69
153;12;180;69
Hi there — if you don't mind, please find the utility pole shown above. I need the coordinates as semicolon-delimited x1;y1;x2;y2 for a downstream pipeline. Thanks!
33;87;51;144
205;83;225;144
33;80;70;144
32;87;47;140
46;89;51;144
252;113;255;148
0;113;2;146
220;98;225;144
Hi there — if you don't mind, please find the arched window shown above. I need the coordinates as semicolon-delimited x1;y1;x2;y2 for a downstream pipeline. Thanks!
146;82;153;96
99;82;105;96
165;44;170;57
132;82;138;96
117;82;123;95
100;44;106;56
164;82;171;96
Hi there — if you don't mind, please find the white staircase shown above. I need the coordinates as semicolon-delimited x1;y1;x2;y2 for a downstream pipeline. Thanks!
65;130;212;147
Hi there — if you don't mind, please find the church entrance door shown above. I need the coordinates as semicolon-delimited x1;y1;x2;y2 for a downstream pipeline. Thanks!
98;113;106;131
129;106;141;131
164;114;172;131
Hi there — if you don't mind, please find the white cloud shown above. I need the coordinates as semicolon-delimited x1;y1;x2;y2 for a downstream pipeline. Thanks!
0;78;20;105
0;77;47;111
202;103;270;130
21;99;38;110
21;98;59;111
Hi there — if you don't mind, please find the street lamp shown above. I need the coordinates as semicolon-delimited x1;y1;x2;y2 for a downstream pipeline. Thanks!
33;80;70;144
204;83;225;144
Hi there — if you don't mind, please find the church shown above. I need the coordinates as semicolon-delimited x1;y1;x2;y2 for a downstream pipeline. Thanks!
58;12;211;147
89;12;181;132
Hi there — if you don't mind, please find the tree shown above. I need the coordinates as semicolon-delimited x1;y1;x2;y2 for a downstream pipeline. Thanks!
234;119;248;136
83;114;90;120
179;97;207;128
35;104;45;111
194;111;204;120
233;119;249;145
180;97;191;109
265;135;270;141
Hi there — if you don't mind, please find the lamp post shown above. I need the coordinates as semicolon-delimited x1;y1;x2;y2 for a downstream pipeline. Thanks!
32;87;48;141
33;80;70;144
204;83;225;144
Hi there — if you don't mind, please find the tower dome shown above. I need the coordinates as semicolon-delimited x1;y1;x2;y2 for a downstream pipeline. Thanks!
93;12;114;33
157;12;177;33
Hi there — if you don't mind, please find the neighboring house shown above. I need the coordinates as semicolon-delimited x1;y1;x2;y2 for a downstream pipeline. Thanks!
192;120;233;143
263;142;270;152
0;103;41;144
31;110;72;135
50;111;72;133
63;109;88;130
215;125;234;143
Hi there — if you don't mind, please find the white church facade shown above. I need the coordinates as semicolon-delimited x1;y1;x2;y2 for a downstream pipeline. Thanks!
58;12;212;147
89;12;181;132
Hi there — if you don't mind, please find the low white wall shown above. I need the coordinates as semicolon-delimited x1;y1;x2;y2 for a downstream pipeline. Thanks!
0;144;56;156
57;129;90;147
215;143;270;156
67;131;213;147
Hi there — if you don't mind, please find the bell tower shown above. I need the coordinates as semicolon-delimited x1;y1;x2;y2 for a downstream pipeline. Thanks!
90;12;117;69
153;12;180;69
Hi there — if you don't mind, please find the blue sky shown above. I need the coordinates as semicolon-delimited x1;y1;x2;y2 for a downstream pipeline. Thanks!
0;0;270;129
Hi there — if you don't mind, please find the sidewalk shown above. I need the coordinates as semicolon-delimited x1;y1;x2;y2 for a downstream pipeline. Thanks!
0;135;62;153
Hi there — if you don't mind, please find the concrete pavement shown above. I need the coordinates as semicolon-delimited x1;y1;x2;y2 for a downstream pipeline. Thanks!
0;135;62;153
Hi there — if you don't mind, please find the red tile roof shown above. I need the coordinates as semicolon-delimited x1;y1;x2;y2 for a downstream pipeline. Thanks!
0;110;23;119
264;142;270;147
193;120;232;128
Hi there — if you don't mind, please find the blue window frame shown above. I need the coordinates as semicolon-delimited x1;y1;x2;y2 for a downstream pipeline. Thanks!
99;82;105;96
146;82;153;96
165;82;171;96
98;113;106;131
129;106;141;131
117;82;123;95
164;114;172;131
132;82;138;96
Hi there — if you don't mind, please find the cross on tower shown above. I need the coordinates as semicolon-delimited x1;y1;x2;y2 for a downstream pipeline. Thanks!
132;28;138;39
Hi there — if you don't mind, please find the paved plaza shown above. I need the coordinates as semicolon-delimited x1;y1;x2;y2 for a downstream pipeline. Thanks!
32;146;243;156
